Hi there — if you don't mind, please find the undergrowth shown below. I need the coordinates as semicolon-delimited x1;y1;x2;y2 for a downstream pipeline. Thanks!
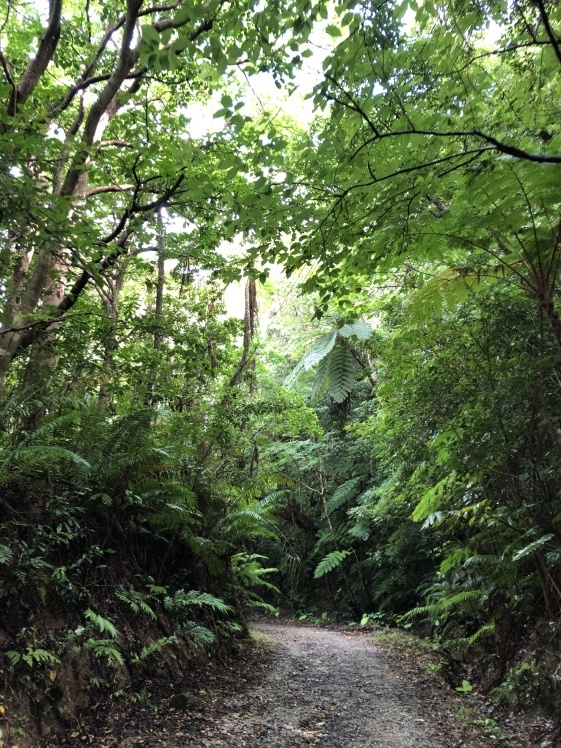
0;402;278;743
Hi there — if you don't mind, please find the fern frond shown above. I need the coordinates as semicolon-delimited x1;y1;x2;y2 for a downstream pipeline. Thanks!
324;341;360;403
512;534;554;562
314;549;351;578
327;477;362;512
348;523;370;541
287;330;338;381
84;609;120;639
164;589;231;614
311;353;330;400
179;621;215;644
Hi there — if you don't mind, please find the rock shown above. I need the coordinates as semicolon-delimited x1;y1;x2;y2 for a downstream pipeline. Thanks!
169;691;197;711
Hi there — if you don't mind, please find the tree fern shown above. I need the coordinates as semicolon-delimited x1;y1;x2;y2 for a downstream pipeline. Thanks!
324;340;360;403
285;321;373;401
311;353;331;401
338;321;373;340
285;330;338;386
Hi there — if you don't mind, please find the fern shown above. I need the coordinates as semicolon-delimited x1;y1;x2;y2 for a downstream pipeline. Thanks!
338;321;373;340
214;507;278;544
406;588;485;620
311;353;331;401
115;586;157;620
164;589;231;614
6;647;60;668
327;477;362;512
512;534;554;562
82;639;124;666
0;544;13;565
348;523;370;541
179;621;215;644
132;636;179;664
468;622;495;646
285;320;372;401
0;445;90;487
231;552;280;593
314;549;351;578
324;341;360;403
84;609;120;639
246;599;279;615
285;330;338;386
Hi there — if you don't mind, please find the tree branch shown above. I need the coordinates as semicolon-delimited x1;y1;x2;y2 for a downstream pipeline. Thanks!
334;147;490;200
84;184;134;197
98;140;134;148
0;47;15;87
50;16;129;117
349;126;561;165
59;0;143;197
8;0;62;115
322;73;561;166
535;0;561;66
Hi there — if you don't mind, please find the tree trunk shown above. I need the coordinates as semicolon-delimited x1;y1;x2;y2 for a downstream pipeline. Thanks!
228;277;258;390
146;210;166;407
98;262;127;411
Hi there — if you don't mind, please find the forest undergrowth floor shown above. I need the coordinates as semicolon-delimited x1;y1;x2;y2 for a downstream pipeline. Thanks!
43;622;555;748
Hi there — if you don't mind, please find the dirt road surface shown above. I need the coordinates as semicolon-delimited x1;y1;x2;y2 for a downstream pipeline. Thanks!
221;622;466;748
48;622;548;748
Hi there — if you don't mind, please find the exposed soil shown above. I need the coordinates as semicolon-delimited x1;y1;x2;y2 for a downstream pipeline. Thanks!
42;622;555;748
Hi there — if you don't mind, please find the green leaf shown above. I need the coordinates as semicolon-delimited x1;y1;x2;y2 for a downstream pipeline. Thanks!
141;25;160;46
314;549;351;578
338;321;372;340
325;24;342;37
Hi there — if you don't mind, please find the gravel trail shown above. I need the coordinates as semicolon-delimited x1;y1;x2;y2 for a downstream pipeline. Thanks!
228;622;458;748
49;622;546;748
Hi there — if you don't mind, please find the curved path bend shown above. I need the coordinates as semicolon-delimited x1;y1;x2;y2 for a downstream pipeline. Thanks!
174;623;482;748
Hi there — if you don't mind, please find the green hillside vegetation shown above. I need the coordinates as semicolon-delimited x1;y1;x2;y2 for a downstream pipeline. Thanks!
0;0;560;741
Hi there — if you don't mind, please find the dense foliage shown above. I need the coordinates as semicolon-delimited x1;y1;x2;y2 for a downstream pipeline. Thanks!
1;0;561;741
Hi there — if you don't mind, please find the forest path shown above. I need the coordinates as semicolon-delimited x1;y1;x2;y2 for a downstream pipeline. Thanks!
152;622;503;748
220;622;462;748
50;622;530;748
